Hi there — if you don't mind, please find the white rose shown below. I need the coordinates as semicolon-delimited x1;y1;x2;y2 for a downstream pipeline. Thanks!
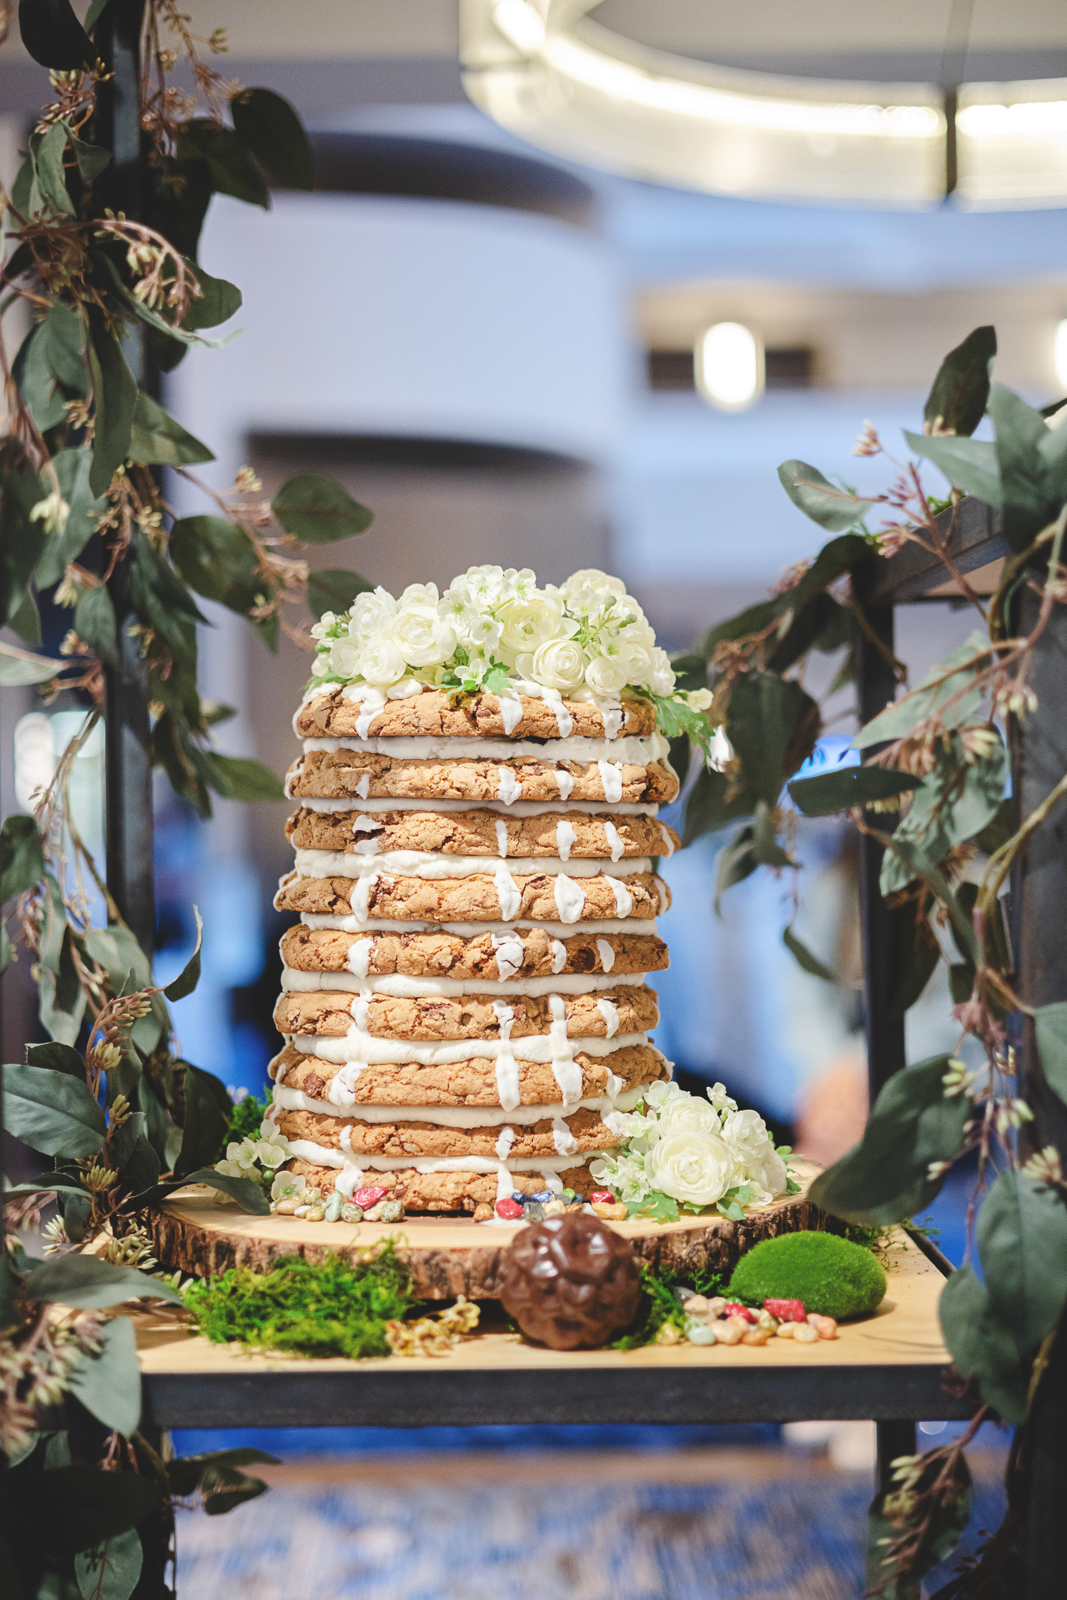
561;569;628;607
720;1109;786;1199
532;638;588;692
654;1090;723;1139
647;647;676;695
358;637;407;686
497;592;571;663
584;654;629;695
349;587;396;639
397;582;439;607
645;1129;738;1207
328;636;363;679
687;688;713;711
747;1146;789;1201
387;603;456;667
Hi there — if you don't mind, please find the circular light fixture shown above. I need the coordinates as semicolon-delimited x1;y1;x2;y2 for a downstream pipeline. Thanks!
461;0;1067;210
695;323;764;411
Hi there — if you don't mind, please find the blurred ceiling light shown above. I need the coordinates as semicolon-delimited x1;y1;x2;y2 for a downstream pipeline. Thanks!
1055;320;1067;391
695;323;764;412
463;0;1067;209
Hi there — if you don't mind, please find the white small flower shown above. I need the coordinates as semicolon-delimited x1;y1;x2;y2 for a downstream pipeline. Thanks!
647;647;676;696
29;490;70;536
645;1128;739;1207
687;688;713;712
706;1082;738;1113
532;638;587;692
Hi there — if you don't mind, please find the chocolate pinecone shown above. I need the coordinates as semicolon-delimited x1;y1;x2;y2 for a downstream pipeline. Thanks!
499;1213;642;1350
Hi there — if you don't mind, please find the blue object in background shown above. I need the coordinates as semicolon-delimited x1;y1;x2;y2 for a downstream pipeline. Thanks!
172;1422;782;1460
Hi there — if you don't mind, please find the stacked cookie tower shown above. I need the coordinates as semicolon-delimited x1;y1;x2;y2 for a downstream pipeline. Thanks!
267;677;681;1217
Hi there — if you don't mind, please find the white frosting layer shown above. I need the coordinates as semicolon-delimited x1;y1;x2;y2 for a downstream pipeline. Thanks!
284;1141;600;1176
290;850;652;883
301;734;666;763
279;968;646;997
298;915;658;937
272;1082;648;1125
289;797;658;817
285;1031;648;1066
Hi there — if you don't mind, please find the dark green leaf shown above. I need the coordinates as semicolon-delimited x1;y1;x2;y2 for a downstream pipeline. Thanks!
0;442;46;625
10;1466;160;1559
165;1446;279;1499
924;325;997;437
681;765;751;845
181;262;242;330
668;732;690;790
230;87;314;189
879;834;980;965
767;592;851;673
94;250;232;354
726;671;819;805
24;1252;182;1308
116;1135;162;1207
2;1063;105;1158
74;1528;142;1600
176;1168;271;1214
18;0;97;69
752;800;793;867
163;906;203;1000
1035;1002;1067;1108
26;1041;85;1078
69;1315;141;1436
703;597;780;656
880;732;1008;895
169;514;265;612
975;796;1017;856
174;1064;233;1179
30;123;75;216
84;0;111;29
272;473;374;543
86;310;137;495
1040;395;1067;420
204;752;285;802
39;298;88;392
177;120;270;208
35;448;106;589
854;631;989;749
989;383;1055;552
69;131;111;184
783;925;841;984
82;923;152;992
808;1054;969;1225
1;814;45;902
75;584;119;667
128;390;214;466
9;586;42;644
36;874;87;1044
939;1265;1028;1422
885;899;941;1020
777;459;880;532
62;1188;93;1241
307;567;374;619
904;430;1002;505
2;1177;88;1197
788;765;922;816
0;641;59;689
977;1169;1067;1354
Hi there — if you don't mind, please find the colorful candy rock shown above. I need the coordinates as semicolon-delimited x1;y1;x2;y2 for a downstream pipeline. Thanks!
722;1302;758;1324
764;1298;807;1322
353;1185;388;1210
589;1190;615;1205
496;1197;524;1220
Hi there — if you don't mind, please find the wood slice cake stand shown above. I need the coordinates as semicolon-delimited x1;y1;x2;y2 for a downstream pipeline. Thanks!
149;1163;824;1300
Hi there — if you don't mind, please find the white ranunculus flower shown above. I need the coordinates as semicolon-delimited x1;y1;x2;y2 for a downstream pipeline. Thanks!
532;638;588;692
328;636;363;679
311;655;332;678
748;1146;789;1202
584;654;629;696
721;1109;787;1198
358;637;407;686
497;592;571;663
645;1128;739;1207
349;586;397;639
687;688;713;711
388;603;456;667
398;582;440;607
655;1090;723;1139
647;647;676;695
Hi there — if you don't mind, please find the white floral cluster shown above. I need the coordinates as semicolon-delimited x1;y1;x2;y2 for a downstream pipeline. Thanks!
309;565;712;711
591;1081;791;1211
215;1120;292;1194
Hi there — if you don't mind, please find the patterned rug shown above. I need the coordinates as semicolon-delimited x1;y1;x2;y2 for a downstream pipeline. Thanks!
174;1446;1008;1600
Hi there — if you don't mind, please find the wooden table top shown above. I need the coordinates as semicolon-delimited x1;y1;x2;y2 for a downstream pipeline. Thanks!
135;1229;968;1430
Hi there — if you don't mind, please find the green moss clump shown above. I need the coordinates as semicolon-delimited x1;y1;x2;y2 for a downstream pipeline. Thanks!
611;1263;729;1350
215;1090;272;1163
727;1231;887;1321
184;1246;413;1359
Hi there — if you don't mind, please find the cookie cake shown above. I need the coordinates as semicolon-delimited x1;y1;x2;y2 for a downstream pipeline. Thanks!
263;566;714;1219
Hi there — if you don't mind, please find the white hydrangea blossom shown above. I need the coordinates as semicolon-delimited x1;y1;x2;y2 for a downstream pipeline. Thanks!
590;1080;791;1213
304;566;718;742
215;1120;292;1196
